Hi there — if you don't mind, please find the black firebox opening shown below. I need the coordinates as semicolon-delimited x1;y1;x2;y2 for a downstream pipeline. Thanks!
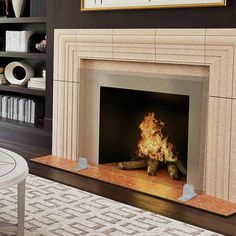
99;86;189;167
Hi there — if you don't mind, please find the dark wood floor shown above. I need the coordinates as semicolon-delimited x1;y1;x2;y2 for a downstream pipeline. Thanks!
28;160;236;236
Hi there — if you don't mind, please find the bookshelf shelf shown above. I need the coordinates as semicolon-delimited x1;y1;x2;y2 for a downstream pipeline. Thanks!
0;51;46;59
0;17;47;24
0;117;45;133
0;84;46;96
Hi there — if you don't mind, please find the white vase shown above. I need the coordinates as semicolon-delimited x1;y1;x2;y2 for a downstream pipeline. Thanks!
12;0;25;18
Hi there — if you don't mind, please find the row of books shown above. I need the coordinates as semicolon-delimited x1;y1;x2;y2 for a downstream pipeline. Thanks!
0;95;44;124
6;31;33;52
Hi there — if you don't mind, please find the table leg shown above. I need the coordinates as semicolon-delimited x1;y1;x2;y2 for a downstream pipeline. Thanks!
17;180;25;236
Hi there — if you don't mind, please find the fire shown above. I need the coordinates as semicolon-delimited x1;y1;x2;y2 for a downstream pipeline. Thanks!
137;112;177;162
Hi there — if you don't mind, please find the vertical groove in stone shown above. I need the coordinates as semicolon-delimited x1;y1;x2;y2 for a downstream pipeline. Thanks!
230;101;236;203
205;98;217;196
216;98;231;200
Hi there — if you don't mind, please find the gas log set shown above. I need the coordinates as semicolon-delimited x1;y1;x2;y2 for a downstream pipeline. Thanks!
119;112;187;180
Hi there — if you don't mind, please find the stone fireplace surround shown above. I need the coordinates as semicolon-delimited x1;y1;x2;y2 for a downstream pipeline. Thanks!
52;28;236;204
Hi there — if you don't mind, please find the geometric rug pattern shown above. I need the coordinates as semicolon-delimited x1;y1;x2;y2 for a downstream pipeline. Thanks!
0;175;221;236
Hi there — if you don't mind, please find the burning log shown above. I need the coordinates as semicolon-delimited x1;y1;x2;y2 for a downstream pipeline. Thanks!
176;159;187;176
147;159;159;176
118;159;148;170
118;158;185;180
168;163;180;180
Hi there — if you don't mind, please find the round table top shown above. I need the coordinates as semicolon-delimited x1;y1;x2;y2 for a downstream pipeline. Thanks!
0;148;29;189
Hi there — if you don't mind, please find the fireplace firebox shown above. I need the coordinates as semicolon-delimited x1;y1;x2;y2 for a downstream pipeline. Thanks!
99;86;189;179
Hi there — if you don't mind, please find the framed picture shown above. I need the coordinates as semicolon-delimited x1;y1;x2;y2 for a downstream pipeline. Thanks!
81;0;227;11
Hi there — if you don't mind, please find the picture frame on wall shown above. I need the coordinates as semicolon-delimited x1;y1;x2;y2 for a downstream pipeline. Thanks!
81;0;227;11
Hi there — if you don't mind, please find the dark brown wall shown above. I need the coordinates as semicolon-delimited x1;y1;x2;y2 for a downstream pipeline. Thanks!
46;0;236;125
48;0;236;29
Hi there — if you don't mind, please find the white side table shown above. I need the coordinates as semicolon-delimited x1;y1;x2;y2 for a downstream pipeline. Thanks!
0;148;29;236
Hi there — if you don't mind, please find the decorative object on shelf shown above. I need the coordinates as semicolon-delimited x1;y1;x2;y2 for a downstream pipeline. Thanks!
0;36;4;51
27;69;46;90
0;68;8;84
12;0;25;17
81;0;227;11
4;61;34;86
0;73;8;85
42;69;46;79
0;0;8;17
27;76;46;90
35;35;46;53
6;31;33;52
4;0;9;16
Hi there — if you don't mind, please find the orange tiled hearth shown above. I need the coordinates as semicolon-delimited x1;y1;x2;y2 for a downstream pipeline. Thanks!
32;156;236;216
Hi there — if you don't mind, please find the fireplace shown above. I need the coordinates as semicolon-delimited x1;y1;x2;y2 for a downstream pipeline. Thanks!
52;28;236;204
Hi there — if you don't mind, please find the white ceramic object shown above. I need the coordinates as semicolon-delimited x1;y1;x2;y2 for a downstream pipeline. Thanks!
178;184;197;202
12;0;25;18
4;61;34;86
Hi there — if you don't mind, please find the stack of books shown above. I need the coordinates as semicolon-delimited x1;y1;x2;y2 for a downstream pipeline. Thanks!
28;77;46;90
0;67;8;85
0;95;44;124
6;31;33;52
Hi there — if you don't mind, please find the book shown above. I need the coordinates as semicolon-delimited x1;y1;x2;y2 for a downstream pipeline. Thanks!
24;99;29;122
27;81;46;90
13;97;19;120
18;98;26;122
0;95;2;117
30;99;44;124
0;67;4;74
29;77;45;81
0;80;8;85
2;96;9;118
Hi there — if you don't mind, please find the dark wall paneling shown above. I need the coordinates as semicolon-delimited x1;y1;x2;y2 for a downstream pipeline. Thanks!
48;0;236;29
46;0;236;130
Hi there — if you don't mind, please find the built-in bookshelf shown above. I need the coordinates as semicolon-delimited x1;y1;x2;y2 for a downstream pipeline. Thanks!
0;0;51;155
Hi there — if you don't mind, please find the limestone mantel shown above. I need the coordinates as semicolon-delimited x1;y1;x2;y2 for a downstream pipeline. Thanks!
52;28;236;203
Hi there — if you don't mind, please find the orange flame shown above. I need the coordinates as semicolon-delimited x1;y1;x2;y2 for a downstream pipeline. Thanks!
137;112;177;162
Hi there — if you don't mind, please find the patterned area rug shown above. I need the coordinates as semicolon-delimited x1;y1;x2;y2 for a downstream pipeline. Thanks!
0;175;221;236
